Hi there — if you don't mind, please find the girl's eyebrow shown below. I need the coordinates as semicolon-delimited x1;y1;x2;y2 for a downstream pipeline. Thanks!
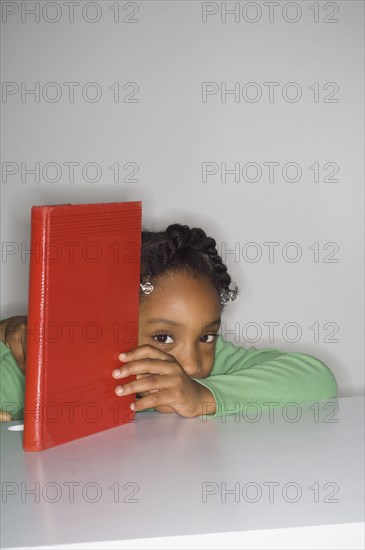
146;318;221;327
146;319;183;326
203;319;221;328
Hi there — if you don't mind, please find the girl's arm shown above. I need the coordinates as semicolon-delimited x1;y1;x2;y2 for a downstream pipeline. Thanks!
193;336;338;418
0;316;27;373
0;317;27;421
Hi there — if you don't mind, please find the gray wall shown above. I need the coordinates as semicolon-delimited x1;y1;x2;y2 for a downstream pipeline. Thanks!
1;0;363;396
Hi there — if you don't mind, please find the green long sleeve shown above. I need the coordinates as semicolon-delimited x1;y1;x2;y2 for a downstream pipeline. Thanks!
0;342;25;420
193;336;338;419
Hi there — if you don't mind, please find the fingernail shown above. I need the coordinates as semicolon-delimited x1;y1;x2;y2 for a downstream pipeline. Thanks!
115;386;124;396
112;369;121;378
130;402;135;411
119;353;127;361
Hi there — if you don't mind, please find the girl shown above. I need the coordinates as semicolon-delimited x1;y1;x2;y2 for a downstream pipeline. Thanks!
0;223;338;421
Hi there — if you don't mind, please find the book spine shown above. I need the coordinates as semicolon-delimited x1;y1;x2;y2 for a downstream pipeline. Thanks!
23;207;49;451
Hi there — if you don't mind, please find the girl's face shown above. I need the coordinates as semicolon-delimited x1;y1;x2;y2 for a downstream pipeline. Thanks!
138;271;221;379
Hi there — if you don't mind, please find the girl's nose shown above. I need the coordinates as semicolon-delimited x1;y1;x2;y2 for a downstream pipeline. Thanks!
179;348;202;377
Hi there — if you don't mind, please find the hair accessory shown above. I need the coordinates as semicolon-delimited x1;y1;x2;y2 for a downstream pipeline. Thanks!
220;287;237;305
140;276;154;295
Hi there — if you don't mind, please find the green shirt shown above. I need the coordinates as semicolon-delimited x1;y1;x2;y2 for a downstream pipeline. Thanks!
0;337;337;420
0;342;25;420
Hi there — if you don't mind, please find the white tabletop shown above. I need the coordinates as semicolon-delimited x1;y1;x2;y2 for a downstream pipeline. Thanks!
1;396;364;550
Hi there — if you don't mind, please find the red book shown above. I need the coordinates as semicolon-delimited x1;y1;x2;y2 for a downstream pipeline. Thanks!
23;201;142;451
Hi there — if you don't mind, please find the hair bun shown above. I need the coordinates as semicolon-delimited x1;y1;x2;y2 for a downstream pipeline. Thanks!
166;224;192;251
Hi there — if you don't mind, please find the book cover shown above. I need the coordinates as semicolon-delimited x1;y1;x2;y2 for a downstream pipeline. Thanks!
23;201;142;451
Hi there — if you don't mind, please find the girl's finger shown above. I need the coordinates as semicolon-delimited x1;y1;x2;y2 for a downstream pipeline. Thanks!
112;358;176;379
0;411;12;422
137;389;159;398
115;374;174;397
118;344;173;363
131;390;172;412
136;373;151;380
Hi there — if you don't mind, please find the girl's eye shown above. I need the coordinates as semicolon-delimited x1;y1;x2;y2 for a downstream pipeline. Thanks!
153;333;174;344
201;333;218;343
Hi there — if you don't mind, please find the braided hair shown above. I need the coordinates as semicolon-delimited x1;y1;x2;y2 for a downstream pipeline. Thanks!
140;223;238;307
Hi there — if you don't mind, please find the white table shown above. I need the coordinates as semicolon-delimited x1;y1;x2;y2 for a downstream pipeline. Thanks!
1;397;364;549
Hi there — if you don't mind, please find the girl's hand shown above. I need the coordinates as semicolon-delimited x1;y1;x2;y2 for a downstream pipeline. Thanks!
0;411;13;422
112;345;215;418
